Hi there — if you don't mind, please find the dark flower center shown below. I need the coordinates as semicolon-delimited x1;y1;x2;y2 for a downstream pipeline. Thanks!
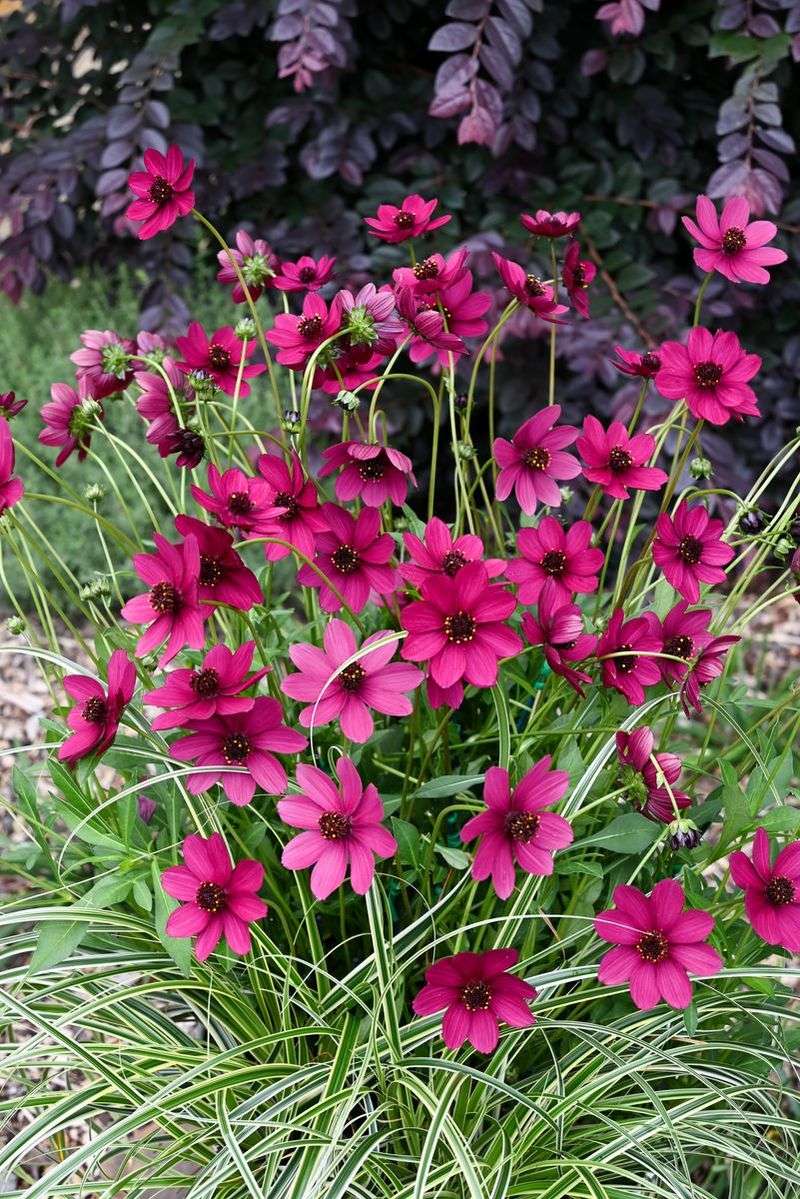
148;176;173;205
273;490;299;520
200;555;223;587
444;611;476;644
394;210;415;228
191;667;220;697
413;257;439;280
722;227;747;255
331;544;360;574
175;429;204;462
636;930;669;963
765;875;795;906
150;581;177;615
208;344;231;370
678;535;703;565
298;266;317;282
525;274;545;296
196;880;226;913
460;980;492;1011
504;811;540;842
615;641;636;674
228;491;253;516
609;447;633;473
338;663;365;692
523;446;551;471
641;352;661;372
572;263;588;288
664;634;693;660
82;696;107;723
441;549;468;577
222;732;250;763
693;361;723;389
319;811;351;840
298;315;323;338
357;458;386;481
540;550;567;577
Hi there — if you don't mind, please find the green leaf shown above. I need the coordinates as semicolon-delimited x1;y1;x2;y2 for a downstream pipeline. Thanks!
132;878;153;912
683;1001;698;1035
716;785;750;853
578;813;662;855
418;774;484;799
435;845;470;870
758;806;800;835
390;818;421;868
152;861;192;976
616;263;654;292
27;876;130;975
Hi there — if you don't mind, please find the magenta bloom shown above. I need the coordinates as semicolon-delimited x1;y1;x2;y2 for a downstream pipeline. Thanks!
401;561;522;692
336;282;404;352
216;230;279;302
412;948;536;1054
172;696;307;806
266;292;342;371
395;286;466;365
282;618;423;742
297;503;396;614
612;345;662;378
656;600;713;684
682;194;787;285
278;757;397;899
364;194;451;243
145;641;269;731
493;405;580;514
161;833;267;962
655;328;761;425
492;253;568;322
680;634;739;716
400;517;505;589
175;514;261;612
176;322;265;397
595;879;723;1010
653;501;734;603
730;828;800;953
0;391;27;418
255;451;326;562
135;358;186;455
121;533;207;666
506;517;604;607
521;596;597;696
273;254;336;292
126;145;195;240
392;248;470;298
521;209;581;238
615;727;690;824
576;415;667;500
562;240;596;318
58;650;136;765
460;761;572;900
597;608;662;705
71;329;135;399
421;273;491;344
39;379;101;467
0;417;23;514
191;464;273;535
320;440;416;508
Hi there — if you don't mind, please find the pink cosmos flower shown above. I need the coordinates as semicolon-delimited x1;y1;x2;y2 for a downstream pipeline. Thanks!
682;194;787;285
0;417;24;514
281;618;423;742
176;322;266;397
460;761;572;900
161;833;267;962
144;641;269;731
492;253;568;322
279;757;397;899
730;827;800;953
576;414;667;500
615;727;690;823
506;517;604;607
173;514;261;612
191;464;273;535
265;292;342;371
39;379;102;467
652;501;734;603
58;650;136;765
655;600;713;684
71;329;135;399
680;634;739;716
521;596;597;696
336;283;405;354
254;451;326;562
562;240;596;317
655;328;761;425
420;273;491;346
319;440;416;508
595;879;723;1010
596;608;662;706
164;428;205;470
493;405;581;514
520;210;581;238
392;248;470;297
172;697;307;805
364;194;451;243
612;345;662;378
135;358;187;455
315;342;386;395
297;503;396;614
216;230;279;302
273;254;336;292
395;286;466;365
126;145;196;240
0;391;27;418
412;948;536;1053
121;533;207;666
401;561;522;692
400;517;505;589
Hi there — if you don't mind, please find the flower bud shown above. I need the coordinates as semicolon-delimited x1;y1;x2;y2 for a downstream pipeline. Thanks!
689;456;713;480
84;482;106;503
234;317;257;340
138;795;157;823
331;390;360;413
457;442;476;460
454;393;468;412
668;818;701;851
774;536;794;561
6;615;25;635
281;409;302;433
737;506;766;535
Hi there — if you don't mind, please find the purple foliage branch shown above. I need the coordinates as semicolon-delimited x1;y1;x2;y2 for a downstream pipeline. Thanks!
271;0;356;93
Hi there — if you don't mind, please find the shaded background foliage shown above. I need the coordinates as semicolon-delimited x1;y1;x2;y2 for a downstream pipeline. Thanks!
2;0;800;491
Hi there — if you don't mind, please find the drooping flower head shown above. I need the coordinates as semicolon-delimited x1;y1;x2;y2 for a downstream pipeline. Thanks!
319;440;416;508
412;948;536;1053
680;634;739;716
58;650;136;765
730;828;800;953
216;230;279;302
416;273;491;347
400;517;505;589
394;286;467;365
576;415;668;501
492;253;568;322
174;514;262;612
278;757;397;899
615;727;690;824
655;328;761;425
71;329;136;399
562;240;596;318
265;292;342;371
0;416;24;514
39;379;102;467
126;145;196;240
144;641;269;731
460;761;573;899
506;517;604;607
520;209;581;238
653;501;734;603
682;194;787;285
255;451;327;562
176;322;266;397
297;504;397;614
521;596;597;696
364;194;451;243
273;254;336;292
135;358;188;457
493;405;581;514
612;345;662;378
0;391;27;418
596;608;662;706
161;833;267;962
595;879;722;1010
121;533;207;665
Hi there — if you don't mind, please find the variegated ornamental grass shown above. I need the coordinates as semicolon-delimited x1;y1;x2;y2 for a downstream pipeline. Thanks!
0;167;799;1197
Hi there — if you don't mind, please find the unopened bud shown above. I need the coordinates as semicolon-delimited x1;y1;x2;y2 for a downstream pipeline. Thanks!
234;317;257;340
669;818;701;851
281;409;302;433
689;456;713;480
6;615;25;635
84;482;106;503
737;506;766;535
331;390;360;413
457;442;476;461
